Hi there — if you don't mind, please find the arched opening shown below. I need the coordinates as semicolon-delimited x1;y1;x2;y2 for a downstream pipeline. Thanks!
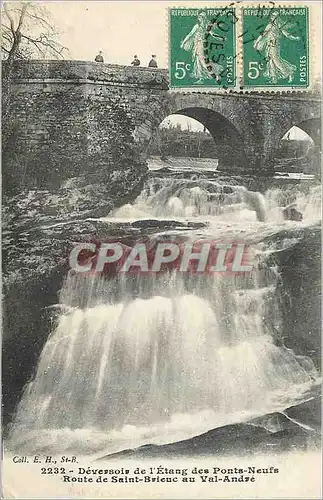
275;122;321;176
147;107;248;170
296;118;321;147
279;126;314;158
148;114;216;160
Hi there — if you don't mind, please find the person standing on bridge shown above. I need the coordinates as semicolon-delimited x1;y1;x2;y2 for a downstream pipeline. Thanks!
131;55;140;66
95;50;104;63
148;55;158;68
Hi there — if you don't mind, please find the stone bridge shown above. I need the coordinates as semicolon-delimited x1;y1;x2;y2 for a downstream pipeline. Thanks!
5;60;321;186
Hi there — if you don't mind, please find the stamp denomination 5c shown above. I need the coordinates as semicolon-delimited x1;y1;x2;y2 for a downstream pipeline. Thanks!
169;7;237;88
242;6;309;88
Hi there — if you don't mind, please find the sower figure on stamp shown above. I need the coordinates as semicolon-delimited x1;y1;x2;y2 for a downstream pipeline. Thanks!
253;11;300;84
180;11;223;84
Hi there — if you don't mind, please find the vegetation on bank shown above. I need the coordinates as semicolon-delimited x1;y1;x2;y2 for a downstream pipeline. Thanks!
147;124;321;178
147;122;316;169
148;125;218;159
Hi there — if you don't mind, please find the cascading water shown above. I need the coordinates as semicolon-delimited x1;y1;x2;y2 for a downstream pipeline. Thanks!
8;172;321;456
113;177;321;225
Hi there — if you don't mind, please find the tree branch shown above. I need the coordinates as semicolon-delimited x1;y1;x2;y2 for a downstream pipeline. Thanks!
20;32;68;58
16;3;28;32
24;10;54;31
3;3;16;38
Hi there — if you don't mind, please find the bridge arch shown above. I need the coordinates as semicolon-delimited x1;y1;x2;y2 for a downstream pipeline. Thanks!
273;117;321;176
277;117;321;147
5;61;321;178
134;94;249;168
294;118;321;147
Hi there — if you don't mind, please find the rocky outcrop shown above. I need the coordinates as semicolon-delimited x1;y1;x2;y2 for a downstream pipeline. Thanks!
98;387;320;460
264;225;321;368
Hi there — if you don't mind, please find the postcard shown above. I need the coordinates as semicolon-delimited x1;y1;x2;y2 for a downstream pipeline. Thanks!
2;1;322;498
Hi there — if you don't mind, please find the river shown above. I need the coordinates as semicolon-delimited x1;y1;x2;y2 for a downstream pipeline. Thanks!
7;159;321;460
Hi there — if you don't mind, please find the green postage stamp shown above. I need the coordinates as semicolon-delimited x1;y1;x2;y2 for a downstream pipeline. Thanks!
242;6;309;87
169;5;310;90
169;7;237;88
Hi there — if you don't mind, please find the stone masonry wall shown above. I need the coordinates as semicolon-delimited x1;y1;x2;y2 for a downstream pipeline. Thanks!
3;60;321;190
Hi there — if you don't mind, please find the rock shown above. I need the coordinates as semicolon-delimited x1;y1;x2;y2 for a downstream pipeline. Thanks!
283;204;303;221
98;392;320;460
264;225;321;367
130;219;207;230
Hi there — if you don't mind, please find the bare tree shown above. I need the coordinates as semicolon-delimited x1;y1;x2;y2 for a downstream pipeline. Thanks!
2;1;68;144
2;1;68;66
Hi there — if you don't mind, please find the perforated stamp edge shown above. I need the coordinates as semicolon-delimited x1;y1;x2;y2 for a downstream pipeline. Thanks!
237;1;321;93
167;1;321;95
168;5;239;94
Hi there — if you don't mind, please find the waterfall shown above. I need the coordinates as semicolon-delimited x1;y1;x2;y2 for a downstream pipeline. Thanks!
8;172;321;455
112;177;321;224
9;253;317;455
